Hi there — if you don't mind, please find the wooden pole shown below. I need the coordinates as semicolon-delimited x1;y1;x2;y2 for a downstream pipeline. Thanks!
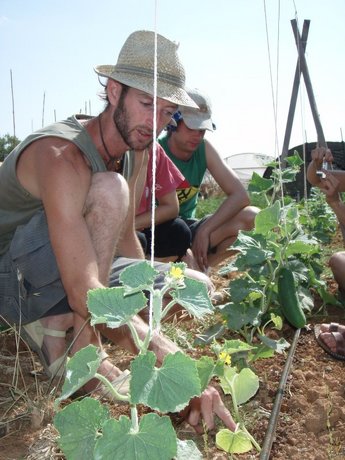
281;20;310;162
10;69;16;138
291;19;327;148
42;91;46;128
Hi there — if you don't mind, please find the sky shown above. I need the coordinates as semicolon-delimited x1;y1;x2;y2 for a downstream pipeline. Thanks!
1;0;344;160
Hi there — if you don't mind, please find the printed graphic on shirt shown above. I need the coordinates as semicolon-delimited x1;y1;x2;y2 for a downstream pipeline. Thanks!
176;179;199;204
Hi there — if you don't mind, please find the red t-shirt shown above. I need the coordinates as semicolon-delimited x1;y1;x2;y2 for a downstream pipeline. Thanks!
137;144;185;215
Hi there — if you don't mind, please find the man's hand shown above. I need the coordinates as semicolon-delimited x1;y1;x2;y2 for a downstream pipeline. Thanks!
179;385;236;433
319;171;340;205
311;146;333;169
192;223;211;272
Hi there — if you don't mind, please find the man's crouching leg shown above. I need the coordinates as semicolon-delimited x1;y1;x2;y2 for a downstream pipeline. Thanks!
70;172;131;390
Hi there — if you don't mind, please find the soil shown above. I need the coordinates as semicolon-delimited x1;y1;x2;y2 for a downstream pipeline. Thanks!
1;237;345;459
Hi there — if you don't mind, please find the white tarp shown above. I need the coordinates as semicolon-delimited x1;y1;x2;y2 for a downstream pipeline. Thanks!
224;152;275;186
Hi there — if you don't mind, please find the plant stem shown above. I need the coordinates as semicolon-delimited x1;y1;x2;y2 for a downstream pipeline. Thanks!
241;424;261;452
94;372;129;402
130;406;139;433
127;321;145;352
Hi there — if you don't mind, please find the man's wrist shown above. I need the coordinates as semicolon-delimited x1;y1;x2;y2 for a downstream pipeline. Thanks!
326;197;342;208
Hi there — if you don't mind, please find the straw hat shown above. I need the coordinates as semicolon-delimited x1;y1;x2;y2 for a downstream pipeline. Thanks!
179;88;215;131
94;30;198;108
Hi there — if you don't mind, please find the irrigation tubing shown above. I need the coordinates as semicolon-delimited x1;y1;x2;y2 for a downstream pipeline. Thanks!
259;327;301;459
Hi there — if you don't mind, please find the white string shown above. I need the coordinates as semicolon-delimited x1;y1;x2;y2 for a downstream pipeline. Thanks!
263;0;286;211
274;0;281;156
150;6;158;267
148;0;159;332
263;0;280;162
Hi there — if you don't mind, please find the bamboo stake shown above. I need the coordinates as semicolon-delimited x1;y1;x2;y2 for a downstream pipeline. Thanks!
42;91;46;128
10;69;16;137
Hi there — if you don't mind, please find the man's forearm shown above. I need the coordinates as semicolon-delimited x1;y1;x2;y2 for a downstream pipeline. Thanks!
327;199;345;228
306;160;323;186
135;204;178;230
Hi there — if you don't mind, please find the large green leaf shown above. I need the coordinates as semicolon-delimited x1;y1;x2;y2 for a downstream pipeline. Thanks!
87;287;147;328
94;413;177;460
221;302;261;330
229;277;260;303
130;351;201;412
279;205;300;236
220;367;259;405
176;439;203;459
195;355;222;391
216;428;253;454
247;172;273;193
221;339;257;355
258;334;290;353
285;237;319;257
248;190;270;209
54;397;109;460
235;247;273;269
255;201;280;235
232;231;268;251
170;276;214;318
56;345;101;403
193;322;226;346
119;260;160;290
286;151;303;167
231;232;273;268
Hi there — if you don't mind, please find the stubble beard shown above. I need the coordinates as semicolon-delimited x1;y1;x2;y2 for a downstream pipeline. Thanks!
113;94;153;151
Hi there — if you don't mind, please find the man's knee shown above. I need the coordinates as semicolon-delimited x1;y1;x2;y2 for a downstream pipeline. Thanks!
86;172;129;216
329;251;345;274
241;205;259;230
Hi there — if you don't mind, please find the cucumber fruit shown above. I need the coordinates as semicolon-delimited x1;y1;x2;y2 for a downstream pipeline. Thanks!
277;267;306;328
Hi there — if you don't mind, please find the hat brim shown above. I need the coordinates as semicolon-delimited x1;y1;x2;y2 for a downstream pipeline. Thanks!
182;112;214;131
94;65;198;109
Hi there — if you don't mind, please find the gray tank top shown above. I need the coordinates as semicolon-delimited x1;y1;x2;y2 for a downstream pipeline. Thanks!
0;114;133;255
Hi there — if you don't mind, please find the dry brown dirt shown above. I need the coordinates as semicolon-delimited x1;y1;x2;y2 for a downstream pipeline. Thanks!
1;254;345;459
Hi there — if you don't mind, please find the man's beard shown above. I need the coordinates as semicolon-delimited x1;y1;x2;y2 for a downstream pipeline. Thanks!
113;93;153;150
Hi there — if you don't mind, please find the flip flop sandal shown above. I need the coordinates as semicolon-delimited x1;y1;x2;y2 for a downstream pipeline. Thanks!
314;324;345;362
20;320;67;378
328;322;342;333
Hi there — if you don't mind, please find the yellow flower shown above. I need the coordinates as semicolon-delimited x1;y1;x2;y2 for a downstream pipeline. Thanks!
219;351;231;365
170;266;183;279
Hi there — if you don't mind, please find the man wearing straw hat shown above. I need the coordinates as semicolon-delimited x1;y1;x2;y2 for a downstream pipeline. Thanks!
0;30;235;433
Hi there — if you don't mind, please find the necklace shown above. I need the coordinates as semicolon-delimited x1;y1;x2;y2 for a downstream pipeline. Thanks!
98;114;123;172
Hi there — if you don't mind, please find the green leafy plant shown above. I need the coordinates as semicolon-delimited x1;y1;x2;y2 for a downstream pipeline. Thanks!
54;261;222;460
298;187;338;244
211;345;261;454
199;152;338;350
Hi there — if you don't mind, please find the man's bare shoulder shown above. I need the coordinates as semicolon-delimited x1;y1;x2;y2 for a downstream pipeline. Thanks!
20;136;91;172
17;137;91;198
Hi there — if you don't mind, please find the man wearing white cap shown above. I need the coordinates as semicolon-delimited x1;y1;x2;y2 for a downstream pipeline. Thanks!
159;88;258;272
0;31;235;433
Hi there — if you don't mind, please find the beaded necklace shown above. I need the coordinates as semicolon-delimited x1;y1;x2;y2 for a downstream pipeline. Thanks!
98;114;123;172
